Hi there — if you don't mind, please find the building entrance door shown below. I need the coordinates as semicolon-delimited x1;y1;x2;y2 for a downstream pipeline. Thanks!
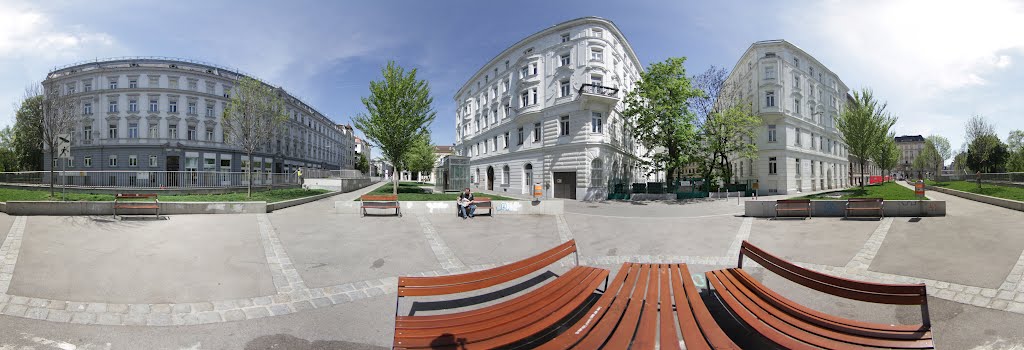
166;156;180;187
486;166;494;191
553;172;576;199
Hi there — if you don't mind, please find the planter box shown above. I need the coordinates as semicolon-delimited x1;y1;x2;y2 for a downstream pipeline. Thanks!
743;200;946;217
3;201;266;216
926;185;1024;212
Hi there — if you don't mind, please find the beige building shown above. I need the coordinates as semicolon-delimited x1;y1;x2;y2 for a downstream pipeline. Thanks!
895;135;925;176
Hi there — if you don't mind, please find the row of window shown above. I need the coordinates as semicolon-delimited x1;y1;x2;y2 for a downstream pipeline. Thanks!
766;157;847;177
56;154;158;168
66;75;228;98
86;99;216;117
766;125;845;156
466;113;606;156
472;158;607;188
83;123;212;141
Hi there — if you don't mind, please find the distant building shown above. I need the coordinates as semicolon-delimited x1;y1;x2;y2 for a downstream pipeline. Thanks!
725;40;851;194
895;135;925;176
452;17;647;200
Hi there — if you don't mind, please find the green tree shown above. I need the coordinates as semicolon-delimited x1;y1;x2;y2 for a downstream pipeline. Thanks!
356;153;370;174
403;133;438;181
353;61;436;195
690;66;760;190
925;135;951;175
912;143;937;178
223;77;289;198
966;134;1009;173
13;95;44;171
836;88;897;188
0;126;20;172
1007;130;1024;172
622;57;702;185
873;133;900;182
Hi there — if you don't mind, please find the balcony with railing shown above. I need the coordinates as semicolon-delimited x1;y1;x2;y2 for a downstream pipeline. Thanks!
577;83;620;107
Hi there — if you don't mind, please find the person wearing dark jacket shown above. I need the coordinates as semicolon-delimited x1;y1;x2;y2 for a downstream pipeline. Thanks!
457;188;476;219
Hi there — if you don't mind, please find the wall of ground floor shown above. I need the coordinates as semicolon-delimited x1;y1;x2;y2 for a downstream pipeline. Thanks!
734;151;852;195
466;144;643;200
44;145;344;175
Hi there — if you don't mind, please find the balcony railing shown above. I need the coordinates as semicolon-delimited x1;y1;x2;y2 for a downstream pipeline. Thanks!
578;84;619;98
5;171;300;189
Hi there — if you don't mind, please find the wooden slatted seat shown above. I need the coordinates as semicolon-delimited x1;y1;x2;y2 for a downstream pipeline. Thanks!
846;198;884;219
393;239;608;350
706;241;934;349
474;197;493;216
776;199;812;219
361;194;400;217
534;263;740;350
114;193;159;219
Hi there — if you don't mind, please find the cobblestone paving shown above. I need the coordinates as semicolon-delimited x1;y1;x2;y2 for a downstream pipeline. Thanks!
2;211;1024;327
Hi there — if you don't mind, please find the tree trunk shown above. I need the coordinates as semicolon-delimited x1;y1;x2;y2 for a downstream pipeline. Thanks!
860;159;866;189
246;151;253;198
49;149;55;197
393;166;399;195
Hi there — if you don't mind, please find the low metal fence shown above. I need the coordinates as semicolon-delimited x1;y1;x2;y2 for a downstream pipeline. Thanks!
936;172;1024;185
3;171;299;189
302;169;366;179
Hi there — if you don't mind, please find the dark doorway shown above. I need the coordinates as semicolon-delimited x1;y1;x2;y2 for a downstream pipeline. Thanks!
166;156;180;187
486;166;495;191
553;172;576;199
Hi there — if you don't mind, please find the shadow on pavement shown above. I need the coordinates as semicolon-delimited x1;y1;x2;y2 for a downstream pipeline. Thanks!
244;334;386;350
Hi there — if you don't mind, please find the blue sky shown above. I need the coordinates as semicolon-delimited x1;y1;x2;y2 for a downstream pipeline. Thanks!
3;0;1023;160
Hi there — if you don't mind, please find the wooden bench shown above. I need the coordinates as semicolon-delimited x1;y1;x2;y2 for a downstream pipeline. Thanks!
706;241;934;349
846;198;884;219
360;194;400;217
776;199;812;219
113;193;159;219
456;197;493;217
393;239;608;350
534;262;740;349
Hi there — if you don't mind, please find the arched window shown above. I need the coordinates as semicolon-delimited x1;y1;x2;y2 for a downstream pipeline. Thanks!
502;165;510;185
591;158;604;187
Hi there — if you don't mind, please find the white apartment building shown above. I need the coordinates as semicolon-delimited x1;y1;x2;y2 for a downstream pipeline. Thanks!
453;17;645;200
726;40;851;194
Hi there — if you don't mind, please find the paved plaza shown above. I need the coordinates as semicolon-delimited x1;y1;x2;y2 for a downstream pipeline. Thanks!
1;183;1024;349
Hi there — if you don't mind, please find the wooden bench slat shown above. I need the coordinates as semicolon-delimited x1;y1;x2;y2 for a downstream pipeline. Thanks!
675;264;740;349
706;271;824;350
534;263;637;350
398;239;576;295
741;242;927;301
569;263;645;349
604;264;653;349
395;267;590;328
394;268;607;349
712;269;935;349
658;265;683;350
633;264;660;350
730;268;932;340
114;205;160;209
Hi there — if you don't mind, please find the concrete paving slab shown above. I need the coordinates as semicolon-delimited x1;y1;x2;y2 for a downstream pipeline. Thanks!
873;210;1024;288
0;213;14;245
564;197;747;218
270;213;440;288
430;215;560;266
565;213;740;257
747;218;879;266
8;215;274;303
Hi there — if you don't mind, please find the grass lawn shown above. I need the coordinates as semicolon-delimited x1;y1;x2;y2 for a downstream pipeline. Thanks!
360;182;517;201
801;181;925;200
925;180;1024;202
0;187;330;203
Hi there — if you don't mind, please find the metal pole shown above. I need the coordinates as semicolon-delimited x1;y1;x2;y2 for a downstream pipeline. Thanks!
61;158;66;201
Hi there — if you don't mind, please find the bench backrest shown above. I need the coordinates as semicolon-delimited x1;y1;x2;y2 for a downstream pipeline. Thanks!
847;198;883;204
116;193;158;199
361;194;398;202
398;239;578;297
738;240;926;305
475;197;491;202
776;199;810;204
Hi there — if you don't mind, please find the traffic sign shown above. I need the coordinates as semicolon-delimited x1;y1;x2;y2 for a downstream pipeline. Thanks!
57;134;71;159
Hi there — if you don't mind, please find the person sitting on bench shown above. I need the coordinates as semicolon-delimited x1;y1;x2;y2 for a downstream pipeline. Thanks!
458;188;476;219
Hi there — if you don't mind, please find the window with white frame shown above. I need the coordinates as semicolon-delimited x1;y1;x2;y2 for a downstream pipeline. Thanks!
109;155;117;167
504;103;510;118
531;87;537;105
83;126;92;141
592;112;603;133
560;80;570;97
769;157;777;175
108;100;118;113
795;99;800;114
187;125;197;140
520;91;529;107
188;102;197;115
531;62;537;75
517;127;524;145
590;47;603;62
128;123;138;138
795;158;801;175
206;129;214;141
768;124;777;142
492;136;498;151
590;158;603;186
109;79;118;89
560;53;570;66
66;157;73;167
108;124;117;139
533;122;541;142
84;156;92;167
169;100;177;113
503;132;509;149
129;79;138;89
129;155;138;167
503;165;510;184
206;104;214;117
764;65;776;80
149;99;158;112
794;74;800;88
128;99;138;112
765;91;775;107
560;116;569;136
168;124;178;139
83;82;92;92
561;33;570;42
148;124;158;138
795;128;801;146
83;103;92;115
